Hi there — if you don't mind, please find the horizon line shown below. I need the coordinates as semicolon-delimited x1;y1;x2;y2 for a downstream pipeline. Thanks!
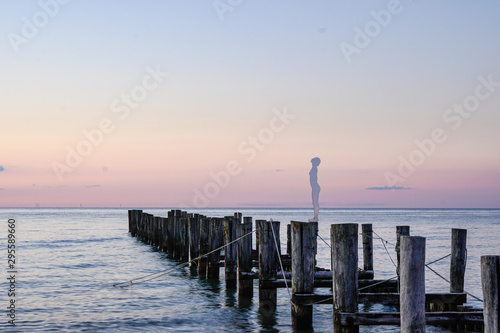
1;206;499;210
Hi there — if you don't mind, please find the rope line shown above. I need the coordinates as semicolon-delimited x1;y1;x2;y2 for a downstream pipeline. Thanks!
360;232;396;247
426;253;451;266
317;233;331;249
113;229;256;288
373;231;397;268
358;275;399;291
306;275;399;305
269;219;291;301
424;259;483;303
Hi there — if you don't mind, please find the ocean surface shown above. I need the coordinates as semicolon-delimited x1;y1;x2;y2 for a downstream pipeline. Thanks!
1;208;499;332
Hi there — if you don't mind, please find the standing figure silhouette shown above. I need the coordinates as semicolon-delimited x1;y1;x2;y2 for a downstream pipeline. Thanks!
309;157;321;222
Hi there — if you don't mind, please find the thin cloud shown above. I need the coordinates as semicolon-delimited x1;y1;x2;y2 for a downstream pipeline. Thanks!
0;166;4;172
0;188;5;191
84;185;102;188
366;186;413;190
344;203;386;206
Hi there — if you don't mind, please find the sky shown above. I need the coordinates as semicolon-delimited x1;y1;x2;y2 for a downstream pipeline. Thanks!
1;0;499;208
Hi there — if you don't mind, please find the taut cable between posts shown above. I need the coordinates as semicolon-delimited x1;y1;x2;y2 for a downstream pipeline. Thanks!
372;230;397;268
317;233;331;249
358;275;399;292
424;254;483;303
113;229;256;288
269;219;291;301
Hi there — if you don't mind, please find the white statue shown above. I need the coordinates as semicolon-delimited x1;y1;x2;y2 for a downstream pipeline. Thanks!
309;157;321;222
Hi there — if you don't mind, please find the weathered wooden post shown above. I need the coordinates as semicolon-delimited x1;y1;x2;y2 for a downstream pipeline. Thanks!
131;210;140;237
450;228;467;293
188;215;200;266
147;214;154;244
144;213;148;241
362;224;373;273
481;255;500;332
234;212;242;223
400;236;426;333
136;211;143;239
224;216;238;288
131;209;141;236
128;210;133;234
255;219;260;258
291;221;316;329
140;212;147;240
166;211;174;254
198;218;211;276
154;216;161;246
172;213;180;258
396;225;410;291
141;213;146;241
143;212;149;241
258;220;280;317
287;224;292;256
237;216;253;297
160;217;168;251
179;218;189;262
207;218;223;279
331;223;359;333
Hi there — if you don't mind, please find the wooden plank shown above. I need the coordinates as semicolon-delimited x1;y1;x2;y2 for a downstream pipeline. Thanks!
292;293;467;306
338;311;484;326
264;279;397;289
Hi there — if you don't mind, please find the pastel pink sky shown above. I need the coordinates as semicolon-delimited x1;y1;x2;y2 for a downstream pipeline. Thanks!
1;1;500;208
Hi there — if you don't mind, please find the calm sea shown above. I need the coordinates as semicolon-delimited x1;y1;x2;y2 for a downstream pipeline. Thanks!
1;208;499;332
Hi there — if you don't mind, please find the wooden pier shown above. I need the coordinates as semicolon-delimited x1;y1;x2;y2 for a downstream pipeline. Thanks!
127;209;490;332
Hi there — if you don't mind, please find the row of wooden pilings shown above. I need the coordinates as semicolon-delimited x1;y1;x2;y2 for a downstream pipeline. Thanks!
128;210;497;332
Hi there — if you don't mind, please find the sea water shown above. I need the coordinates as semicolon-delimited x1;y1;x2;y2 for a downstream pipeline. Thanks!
1;208;498;332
